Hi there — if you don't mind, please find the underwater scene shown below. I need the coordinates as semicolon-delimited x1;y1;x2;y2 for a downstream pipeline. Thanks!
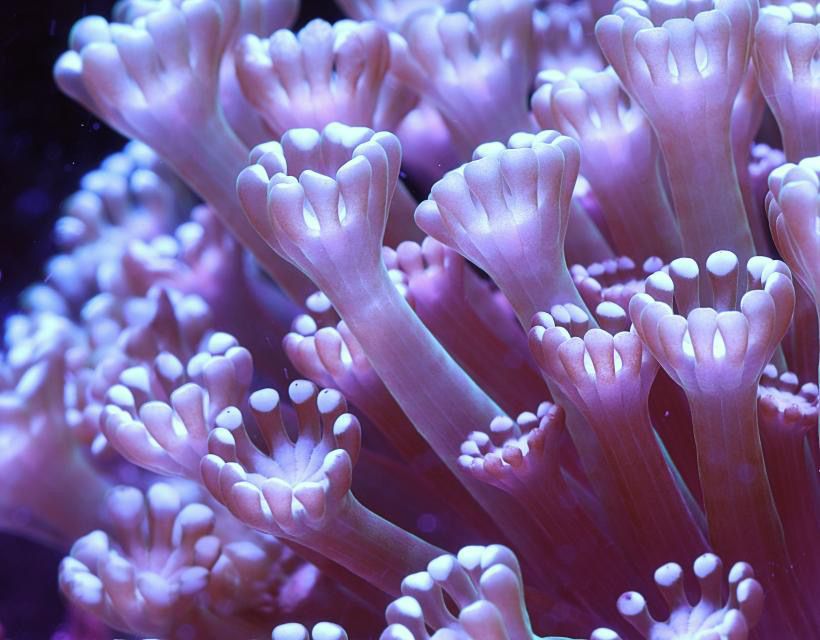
0;0;818;638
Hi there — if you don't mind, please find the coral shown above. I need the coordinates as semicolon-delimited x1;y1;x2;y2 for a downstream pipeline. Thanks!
381;544;575;639
390;0;537;156
59;483;225;637
2;0;819;637
590;553;764;640
596;0;759;272
755;1;820;161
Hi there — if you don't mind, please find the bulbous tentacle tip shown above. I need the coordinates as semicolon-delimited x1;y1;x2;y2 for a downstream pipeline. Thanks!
239;124;402;294
459;400;564;488
766;157;820;298
273;622;349;640
204;379;360;537
60;482;219;636
602;552;764;640
236;18;397;135
386;544;532;639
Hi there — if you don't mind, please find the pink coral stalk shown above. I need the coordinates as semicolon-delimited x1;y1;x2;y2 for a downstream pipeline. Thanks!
535;68;681;262
596;0;758;274
384;238;547;414
529;303;708;578
283;320;498;540
415;132;630;535
629;251;813;634
416;131;591;328
236;124;552;566
458;404;636;626
54;2;312;301
645;355;703;509
754;3;820;161
757;367;820;618
284;319;428;462
563;197;616;267
731;63;768;254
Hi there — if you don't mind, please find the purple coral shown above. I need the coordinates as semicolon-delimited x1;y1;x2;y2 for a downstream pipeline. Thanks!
0;0;818;637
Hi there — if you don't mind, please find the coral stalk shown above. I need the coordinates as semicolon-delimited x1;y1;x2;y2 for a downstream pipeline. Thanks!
596;0;758;274
529;308;708;578
629;252;813;634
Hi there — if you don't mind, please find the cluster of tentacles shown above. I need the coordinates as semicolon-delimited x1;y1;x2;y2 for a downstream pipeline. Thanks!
1;0;818;638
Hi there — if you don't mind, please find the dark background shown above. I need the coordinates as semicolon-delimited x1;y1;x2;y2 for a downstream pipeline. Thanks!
0;1;339;636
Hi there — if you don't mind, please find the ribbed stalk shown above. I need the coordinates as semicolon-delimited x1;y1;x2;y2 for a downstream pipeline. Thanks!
688;388;813;636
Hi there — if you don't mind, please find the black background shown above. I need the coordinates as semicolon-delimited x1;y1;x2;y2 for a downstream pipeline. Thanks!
0;1;339;636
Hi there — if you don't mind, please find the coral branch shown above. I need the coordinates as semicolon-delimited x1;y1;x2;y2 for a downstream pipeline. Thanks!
529;305;708;578
391;0;536;155
757;367;820;620
381;545;576;639
384;238;546;414
236;124;553;567
416;131;591;328
536;68;681;261
597;0;758;272
755;4;820;161
629;251;813;634
459;404;635;625
55;2;312;300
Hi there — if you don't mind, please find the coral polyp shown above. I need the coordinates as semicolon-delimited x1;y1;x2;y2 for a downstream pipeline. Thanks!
1;0;818;637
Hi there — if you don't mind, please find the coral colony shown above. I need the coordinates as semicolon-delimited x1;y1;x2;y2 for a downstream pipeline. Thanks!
3;0;820;637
